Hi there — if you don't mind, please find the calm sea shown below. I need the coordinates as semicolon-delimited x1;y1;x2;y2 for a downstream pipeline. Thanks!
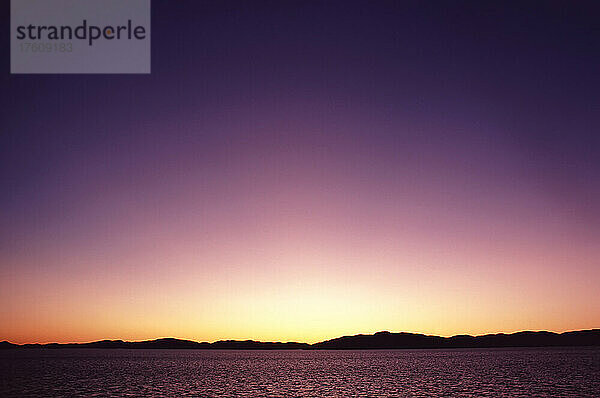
1;348;599;397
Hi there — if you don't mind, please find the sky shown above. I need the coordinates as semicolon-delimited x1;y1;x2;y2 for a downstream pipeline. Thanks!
1;1;599;344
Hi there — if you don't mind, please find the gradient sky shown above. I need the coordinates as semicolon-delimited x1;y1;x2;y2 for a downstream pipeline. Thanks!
1;1;599;344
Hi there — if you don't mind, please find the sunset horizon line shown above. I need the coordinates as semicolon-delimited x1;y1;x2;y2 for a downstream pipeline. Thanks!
5;327;600;346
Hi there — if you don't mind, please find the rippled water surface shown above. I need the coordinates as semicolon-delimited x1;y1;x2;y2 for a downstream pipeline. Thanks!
1;348;599;397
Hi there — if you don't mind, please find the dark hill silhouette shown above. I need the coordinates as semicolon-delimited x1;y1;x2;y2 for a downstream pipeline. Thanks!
1;329;598;350
0;341;17;349
0;338;310;350
312;329;600;349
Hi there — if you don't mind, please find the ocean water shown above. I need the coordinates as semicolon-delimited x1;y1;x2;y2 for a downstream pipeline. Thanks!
1;348;599;397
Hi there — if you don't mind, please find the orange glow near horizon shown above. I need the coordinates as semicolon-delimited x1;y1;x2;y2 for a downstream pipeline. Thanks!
2;173;599;344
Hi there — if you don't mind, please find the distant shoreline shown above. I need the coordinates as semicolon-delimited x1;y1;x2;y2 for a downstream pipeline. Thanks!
2;329;599;350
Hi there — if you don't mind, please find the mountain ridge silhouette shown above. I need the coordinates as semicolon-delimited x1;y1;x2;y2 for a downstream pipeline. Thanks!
2;329;599;349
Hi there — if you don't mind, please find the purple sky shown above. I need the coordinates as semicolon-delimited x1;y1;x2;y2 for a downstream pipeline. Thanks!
1;1;599;343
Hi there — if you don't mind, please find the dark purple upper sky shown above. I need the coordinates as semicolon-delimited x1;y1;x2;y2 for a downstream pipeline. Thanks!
2;1;598;212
